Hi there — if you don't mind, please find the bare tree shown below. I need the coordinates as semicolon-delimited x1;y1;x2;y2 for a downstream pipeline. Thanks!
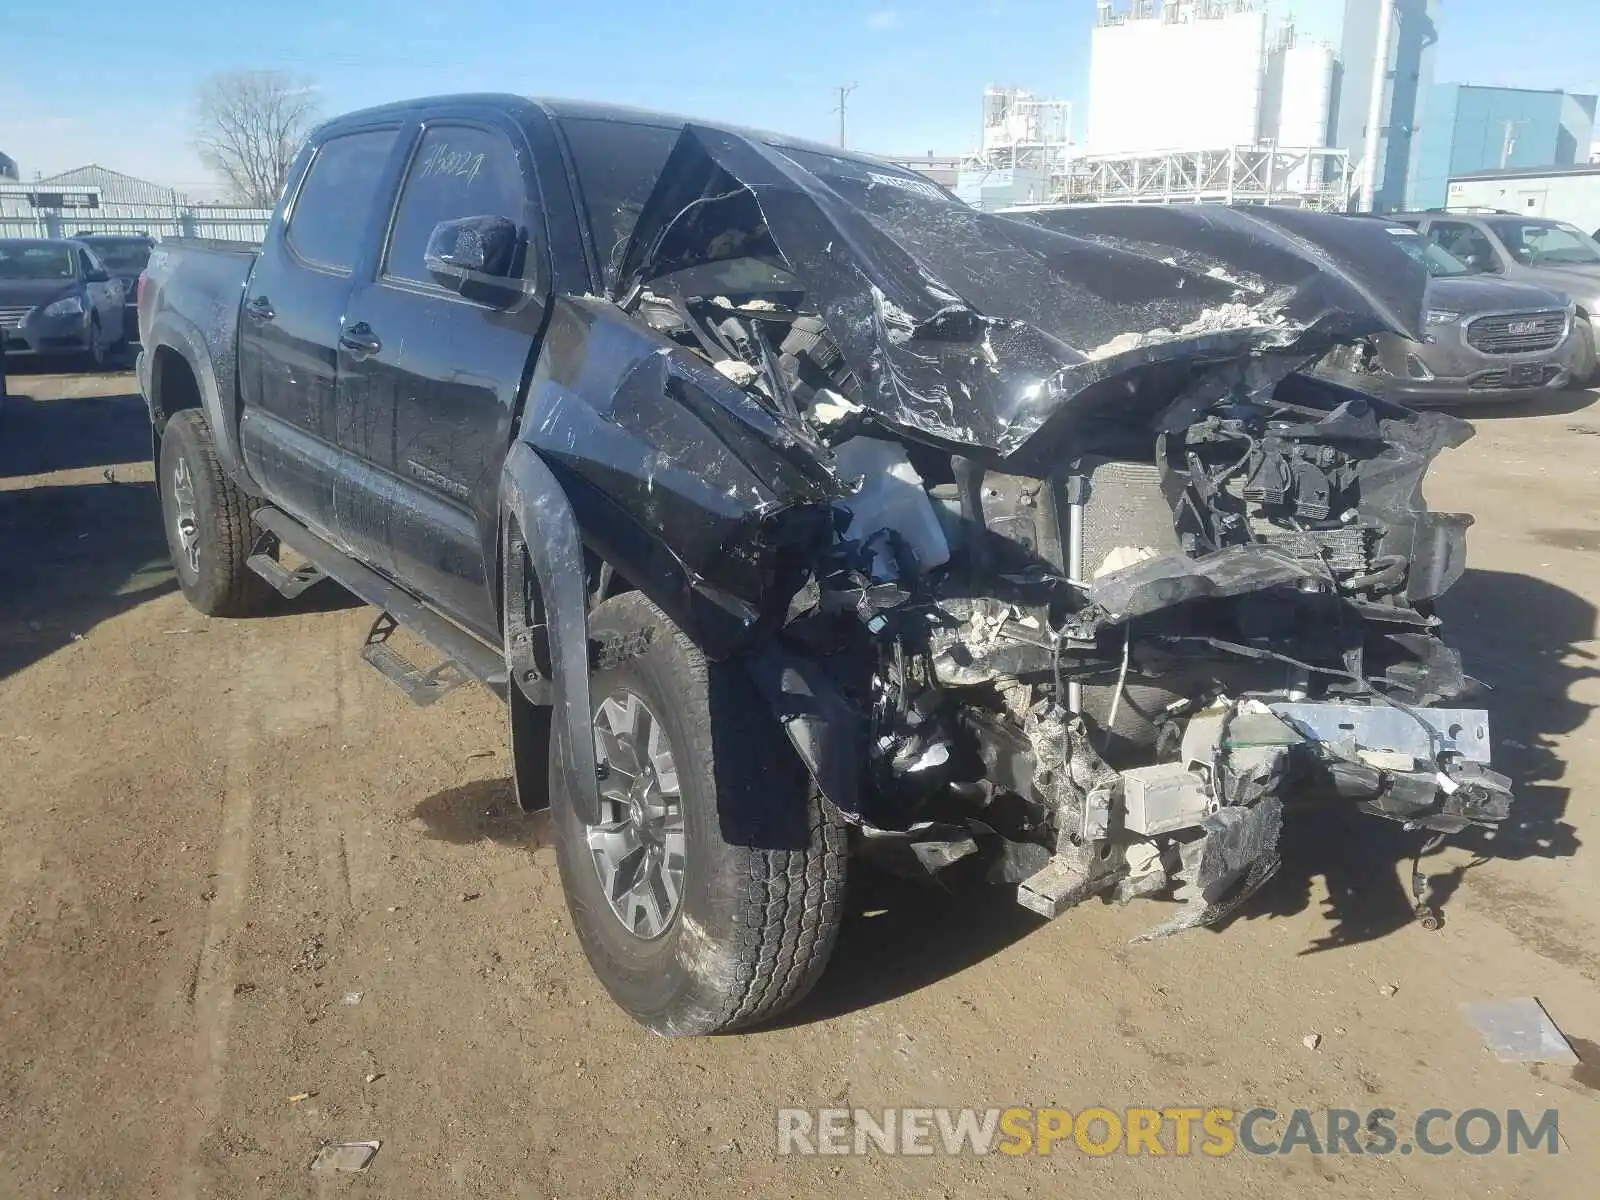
195;70;320;207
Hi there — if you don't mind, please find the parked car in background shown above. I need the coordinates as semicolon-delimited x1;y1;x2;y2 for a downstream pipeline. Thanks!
1390;212;1600;382
0;238;124;369
1308;220;1579;406
75;233;154;346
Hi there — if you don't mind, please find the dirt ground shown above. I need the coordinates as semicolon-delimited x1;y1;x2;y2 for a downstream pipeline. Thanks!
2;362;1597;1199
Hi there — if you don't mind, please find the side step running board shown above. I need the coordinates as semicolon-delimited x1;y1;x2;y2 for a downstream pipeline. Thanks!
252;506;508;698
246;546;328;598
362;612;467;706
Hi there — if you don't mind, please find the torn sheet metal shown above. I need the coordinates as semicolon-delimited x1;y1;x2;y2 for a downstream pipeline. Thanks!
615;125;1431;456
518;296;842;656
1135;797;1284;942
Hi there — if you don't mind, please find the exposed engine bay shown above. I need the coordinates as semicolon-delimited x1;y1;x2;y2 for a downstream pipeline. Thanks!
581;126;1515;938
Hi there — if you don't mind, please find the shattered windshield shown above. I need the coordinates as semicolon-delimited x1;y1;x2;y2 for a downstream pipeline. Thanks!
561;117;681;288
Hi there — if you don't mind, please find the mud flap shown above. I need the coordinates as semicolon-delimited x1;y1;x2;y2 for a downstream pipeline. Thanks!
500;443;600;826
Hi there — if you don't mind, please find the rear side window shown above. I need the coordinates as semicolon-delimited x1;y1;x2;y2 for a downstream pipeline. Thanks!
560;117;681;286
383;124;527;285
286;130;397;272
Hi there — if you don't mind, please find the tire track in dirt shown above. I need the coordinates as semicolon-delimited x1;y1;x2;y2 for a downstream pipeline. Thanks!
176;628;260;1200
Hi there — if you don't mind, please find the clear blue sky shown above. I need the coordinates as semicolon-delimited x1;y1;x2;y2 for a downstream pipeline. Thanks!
1;0;1593;196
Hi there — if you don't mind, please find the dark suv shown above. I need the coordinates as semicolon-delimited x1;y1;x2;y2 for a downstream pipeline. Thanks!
1308;220;1580;406
1390;212;1600;382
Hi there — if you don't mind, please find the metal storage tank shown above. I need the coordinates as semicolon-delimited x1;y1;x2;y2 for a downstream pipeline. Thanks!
1277;42;1334;148
1088;1;1268;154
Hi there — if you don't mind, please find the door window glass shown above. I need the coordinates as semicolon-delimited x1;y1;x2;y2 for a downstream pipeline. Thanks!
285;130;398;272
1426;221;1498;269
382;125;527;285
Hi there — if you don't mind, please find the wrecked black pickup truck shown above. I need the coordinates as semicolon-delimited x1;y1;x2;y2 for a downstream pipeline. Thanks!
137;94;1513;1035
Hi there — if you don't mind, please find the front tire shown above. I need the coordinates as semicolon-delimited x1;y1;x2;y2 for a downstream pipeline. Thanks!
157;410;274;617
80;317;106;372
550;592;845;1035
1573;318;1598;386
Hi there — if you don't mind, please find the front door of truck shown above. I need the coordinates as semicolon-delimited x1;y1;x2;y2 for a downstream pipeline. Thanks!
335;117;549;640
237;126;400;550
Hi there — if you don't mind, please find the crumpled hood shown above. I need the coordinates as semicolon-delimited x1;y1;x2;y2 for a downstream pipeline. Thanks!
615;125;1431;456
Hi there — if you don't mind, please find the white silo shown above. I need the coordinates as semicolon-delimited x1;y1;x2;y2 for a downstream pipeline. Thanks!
1277;42;1335;148
1088;1;1269;154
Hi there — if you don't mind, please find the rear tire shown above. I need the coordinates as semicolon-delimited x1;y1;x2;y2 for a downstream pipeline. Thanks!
157;410;274;617
550;592;846;1035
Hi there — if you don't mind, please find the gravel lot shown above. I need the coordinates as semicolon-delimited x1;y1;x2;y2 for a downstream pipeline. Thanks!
2;364;1597;1197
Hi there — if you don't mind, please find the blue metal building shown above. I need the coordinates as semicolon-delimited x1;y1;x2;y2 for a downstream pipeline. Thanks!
1413;85;1597;211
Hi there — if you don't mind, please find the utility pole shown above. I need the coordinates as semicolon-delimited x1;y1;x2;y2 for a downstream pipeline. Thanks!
834;83;858;148
1500;118;1525;169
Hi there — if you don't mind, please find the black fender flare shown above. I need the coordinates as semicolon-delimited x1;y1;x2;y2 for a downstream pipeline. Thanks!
500;442;601;826
142;310;253;487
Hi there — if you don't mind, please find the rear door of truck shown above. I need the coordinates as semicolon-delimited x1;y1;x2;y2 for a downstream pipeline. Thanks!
334;103;555;640
237;121;405;554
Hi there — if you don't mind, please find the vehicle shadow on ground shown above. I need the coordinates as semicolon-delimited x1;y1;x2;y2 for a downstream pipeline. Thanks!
410;777;552;848
0;384;151;478
1229;567;1590;951
0;382;183;680
774;866;1043;1029
0;479;177;681
413;772;1042;1024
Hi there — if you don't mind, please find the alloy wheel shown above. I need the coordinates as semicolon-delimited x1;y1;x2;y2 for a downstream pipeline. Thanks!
586;689;686;940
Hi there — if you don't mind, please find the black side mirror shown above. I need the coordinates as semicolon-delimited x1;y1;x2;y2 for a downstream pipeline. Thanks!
85;268;110;283
423;215;524;306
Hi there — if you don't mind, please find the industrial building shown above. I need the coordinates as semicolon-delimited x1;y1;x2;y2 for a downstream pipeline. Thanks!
1412;85;1598;211
1087;0;1269;153
953;88;1074;209
0;164;270;241
947;0;1439;213
1445;164;1600;237
1335;0;1438;211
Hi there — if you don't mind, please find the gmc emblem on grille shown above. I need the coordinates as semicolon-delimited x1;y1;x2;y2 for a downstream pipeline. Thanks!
1507;320;1539;336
